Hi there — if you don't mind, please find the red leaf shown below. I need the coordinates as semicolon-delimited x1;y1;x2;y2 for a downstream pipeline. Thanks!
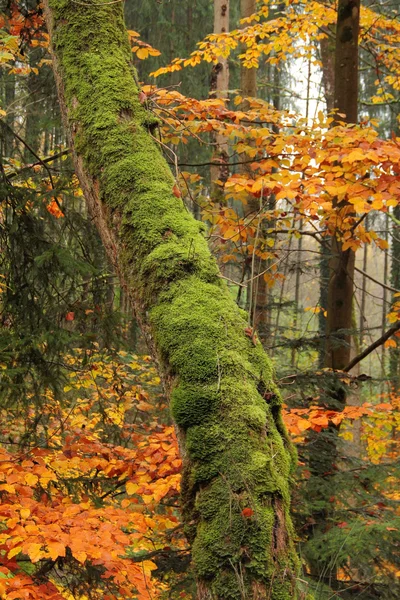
241;508;254;518
65;312;75;322
173;184;181;198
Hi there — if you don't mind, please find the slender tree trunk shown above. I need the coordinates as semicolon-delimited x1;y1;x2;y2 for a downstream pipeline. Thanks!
43;1;299;598
210;0;230;200
319;30;335;114
4;70;15;158
318;242;330;367
359;225;368;347
240;0;257;102
381;213;390;381
240;0;272;341
291;226;302;368
318;18;336;367
390;205;400;390
24;70;42;162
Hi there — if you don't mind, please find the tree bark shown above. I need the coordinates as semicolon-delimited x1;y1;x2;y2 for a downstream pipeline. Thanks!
240;0;271;342
326;0;360;370
389;204;400;390
319;33;335;114
317;9;335;367
306;1;360;586
333;0;359;126
240;0;257;100
42;1;299;598
210;0;230;200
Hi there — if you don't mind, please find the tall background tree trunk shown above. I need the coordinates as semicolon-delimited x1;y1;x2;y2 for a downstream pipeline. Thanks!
240;0;271;342
326;0;360;371
326;0;360;369
390;204;400;390
210;0;230;200
43;1;300;598
307;0;360;587
240;0;257;102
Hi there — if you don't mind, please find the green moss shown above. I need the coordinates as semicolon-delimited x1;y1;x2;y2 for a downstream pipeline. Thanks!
48;0;300;596
171;384;219;428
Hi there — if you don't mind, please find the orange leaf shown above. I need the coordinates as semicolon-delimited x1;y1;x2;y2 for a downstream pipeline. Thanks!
173;184;181;198
384;339;396;349
48;541;66;561
26;542;44;562
73;550;87;564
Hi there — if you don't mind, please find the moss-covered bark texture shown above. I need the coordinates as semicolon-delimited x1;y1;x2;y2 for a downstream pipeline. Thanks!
43;1;300;597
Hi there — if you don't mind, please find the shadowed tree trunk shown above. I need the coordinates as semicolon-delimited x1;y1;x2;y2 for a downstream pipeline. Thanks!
240;0;257;103
240;0;271;342
319;28;335;115
210;0;230;200
306;0;360;587
318;12;336;367
390;204;400;390
326;0;359;370
43;1;300;598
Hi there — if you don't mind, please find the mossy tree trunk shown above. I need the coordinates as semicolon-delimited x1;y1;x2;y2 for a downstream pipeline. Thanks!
43;1;300;598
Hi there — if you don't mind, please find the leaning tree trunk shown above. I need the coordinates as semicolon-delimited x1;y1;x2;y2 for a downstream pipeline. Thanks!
43;1;299;598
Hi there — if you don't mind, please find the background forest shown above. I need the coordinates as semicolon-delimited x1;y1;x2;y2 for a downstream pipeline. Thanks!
0;0;399;599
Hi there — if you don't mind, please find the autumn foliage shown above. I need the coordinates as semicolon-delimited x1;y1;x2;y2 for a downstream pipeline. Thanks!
1;0;400;597
0;352;183;599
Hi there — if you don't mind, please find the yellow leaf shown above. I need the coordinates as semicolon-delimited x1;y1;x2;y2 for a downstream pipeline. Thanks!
24;473;38;487
136;47;149;60
0;484;15;493
325;185;338;196
346;150;364;163
387;312;399;324
387;199;398;207
376;238;389;250
297;419;311;432
8;546;22;559
20;508;30;520
126;482;139;495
